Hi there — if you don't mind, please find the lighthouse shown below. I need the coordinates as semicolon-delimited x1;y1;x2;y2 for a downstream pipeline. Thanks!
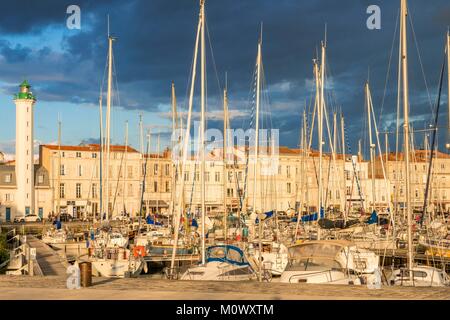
14;80;36;217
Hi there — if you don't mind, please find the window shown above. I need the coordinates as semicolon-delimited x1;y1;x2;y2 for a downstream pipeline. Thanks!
5;194;12;201
215;172;220;182
205;172;210;182
92;153;97;158
78;165;83;177
287;166;291;178
59;183;65;198
346;186;351;196
228;172;232;183
345;170;350;180
25;207;30;216
38;175;44;184
227;188;234;197
238;171;242;182
4;174;12;183
165;181;170;192
154;164;158;175
62;152;65;157
195;172;199;181
76;183;82;198
287;183;291;193
165;164;170;176
336;190;340;199
60;164;65;176
184;172;189;181
154;181;158;192
128;166;133;178
92;183;97;198
76;152;82;158
128;184;133;196
278;165;282;175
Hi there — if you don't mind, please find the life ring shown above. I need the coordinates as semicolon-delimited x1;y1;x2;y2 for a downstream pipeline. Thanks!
133;246;146;257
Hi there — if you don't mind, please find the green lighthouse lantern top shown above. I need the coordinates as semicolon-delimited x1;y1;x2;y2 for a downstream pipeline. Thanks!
14;80;36;101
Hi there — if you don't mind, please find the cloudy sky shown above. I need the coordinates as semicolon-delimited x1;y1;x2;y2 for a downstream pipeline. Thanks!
0;0;449;160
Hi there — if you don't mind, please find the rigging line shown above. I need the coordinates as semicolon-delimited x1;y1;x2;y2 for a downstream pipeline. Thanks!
408;7;434;116
112;50;122;146
111;143;127;214
205;16;224;103
379;8;400;125
420;49;447;225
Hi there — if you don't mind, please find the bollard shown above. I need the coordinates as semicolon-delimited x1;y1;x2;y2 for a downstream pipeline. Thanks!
79;262;92;287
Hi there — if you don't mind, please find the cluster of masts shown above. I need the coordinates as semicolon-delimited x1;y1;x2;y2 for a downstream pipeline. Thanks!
82;0;449;283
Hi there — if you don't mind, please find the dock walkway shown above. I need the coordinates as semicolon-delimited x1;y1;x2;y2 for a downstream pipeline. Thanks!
26;236;67;276
0;275;448;300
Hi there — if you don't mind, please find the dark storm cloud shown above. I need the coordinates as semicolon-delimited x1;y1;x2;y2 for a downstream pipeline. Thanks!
0;41;32;63
0;0;449;152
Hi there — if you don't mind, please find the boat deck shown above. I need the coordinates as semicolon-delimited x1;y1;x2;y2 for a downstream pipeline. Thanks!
144;254;200;262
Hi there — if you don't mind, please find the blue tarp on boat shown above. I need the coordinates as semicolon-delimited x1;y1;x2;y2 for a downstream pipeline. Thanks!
146;216;163;225
206;245;249;266
255;210;274;224
291;208;324;222
191;218;198;228
54;220;62;230
366;211;378;224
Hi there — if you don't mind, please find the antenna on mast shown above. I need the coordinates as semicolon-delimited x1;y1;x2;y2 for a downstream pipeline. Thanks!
107;14;110;37
259;22;263;45
324;23;327;47
225;71;228;91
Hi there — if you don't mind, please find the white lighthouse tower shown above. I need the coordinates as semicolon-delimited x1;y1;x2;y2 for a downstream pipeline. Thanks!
14;80;36;217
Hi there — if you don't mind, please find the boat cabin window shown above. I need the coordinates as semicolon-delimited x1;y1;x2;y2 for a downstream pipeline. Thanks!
219;266;251;277
397;270;428;278
287;258;342;272
209;248;226;259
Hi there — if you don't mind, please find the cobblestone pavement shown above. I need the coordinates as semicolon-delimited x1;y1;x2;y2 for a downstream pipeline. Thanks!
0;276;448;300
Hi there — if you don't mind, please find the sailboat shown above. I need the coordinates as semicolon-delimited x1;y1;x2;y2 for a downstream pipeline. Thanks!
280;240;379;285
79;24;143;278
388;0;449;287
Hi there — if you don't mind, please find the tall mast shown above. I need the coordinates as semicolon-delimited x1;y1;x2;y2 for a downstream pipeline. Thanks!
366;82;376;212
313;60;321;218
447;29;450;145
99;96;103;223
57;119;61;215
223;82;229;242
170;0;202;272
401;0;413;280
146;129;151;216
170;82;178;229
295;110;307;238
200;0;206;266
333;112;337;209
122;121;128;214
139;114;143;219
156;133;160;214
341;114;346;220
105;35;115;221
253;28;262;282
318;39;326;231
